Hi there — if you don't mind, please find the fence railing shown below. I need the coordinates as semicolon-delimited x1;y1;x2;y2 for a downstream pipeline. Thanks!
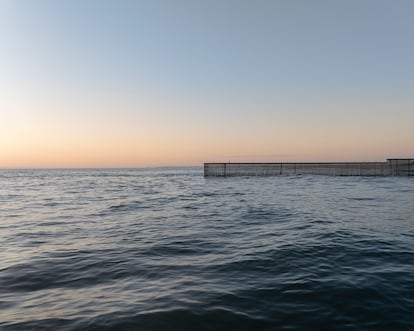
204;159;414;177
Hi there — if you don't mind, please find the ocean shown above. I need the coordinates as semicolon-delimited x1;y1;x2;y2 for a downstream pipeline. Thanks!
1;168;413;330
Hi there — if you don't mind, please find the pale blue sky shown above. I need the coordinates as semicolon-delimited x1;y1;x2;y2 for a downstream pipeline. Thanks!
1;0;413;167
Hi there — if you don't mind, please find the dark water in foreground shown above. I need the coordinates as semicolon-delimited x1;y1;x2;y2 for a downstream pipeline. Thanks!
1;168;414;331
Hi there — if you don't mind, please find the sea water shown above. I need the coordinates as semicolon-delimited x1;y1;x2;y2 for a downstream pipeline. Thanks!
1;168;413;330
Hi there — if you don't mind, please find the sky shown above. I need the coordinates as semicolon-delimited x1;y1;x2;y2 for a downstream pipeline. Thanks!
1;0;413;167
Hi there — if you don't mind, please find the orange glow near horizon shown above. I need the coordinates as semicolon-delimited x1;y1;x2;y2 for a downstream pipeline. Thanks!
1;91;413;168
2;128;413;167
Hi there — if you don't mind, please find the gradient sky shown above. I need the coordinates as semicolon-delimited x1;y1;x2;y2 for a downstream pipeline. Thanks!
1;0;413;167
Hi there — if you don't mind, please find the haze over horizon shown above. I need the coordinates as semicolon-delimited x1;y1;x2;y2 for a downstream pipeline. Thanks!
1;0;413;168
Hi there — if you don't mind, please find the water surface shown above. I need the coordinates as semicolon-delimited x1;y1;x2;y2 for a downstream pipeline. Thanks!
1;168;413;330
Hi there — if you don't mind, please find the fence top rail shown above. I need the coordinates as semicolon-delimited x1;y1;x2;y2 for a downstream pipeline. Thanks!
205;162;389;165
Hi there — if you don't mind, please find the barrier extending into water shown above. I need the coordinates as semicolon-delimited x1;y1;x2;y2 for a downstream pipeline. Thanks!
204;159;414;177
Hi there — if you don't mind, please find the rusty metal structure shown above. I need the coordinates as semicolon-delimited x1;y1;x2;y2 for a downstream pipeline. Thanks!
204;159;414;177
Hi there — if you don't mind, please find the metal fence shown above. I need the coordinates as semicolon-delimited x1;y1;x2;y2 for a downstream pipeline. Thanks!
204;159;414;177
